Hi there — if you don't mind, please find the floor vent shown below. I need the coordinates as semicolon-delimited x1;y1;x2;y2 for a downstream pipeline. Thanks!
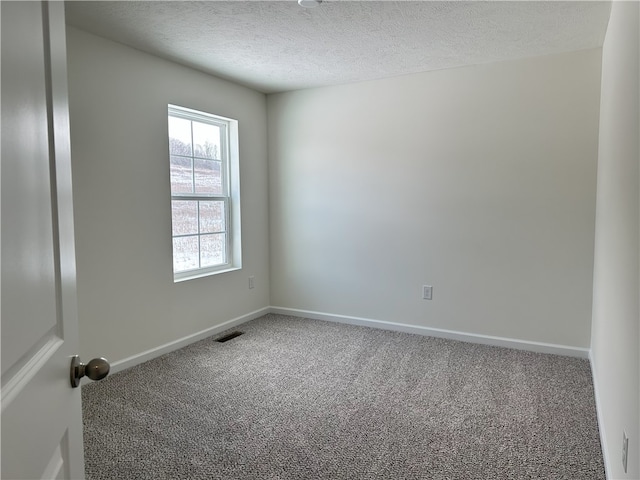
216;331;244;343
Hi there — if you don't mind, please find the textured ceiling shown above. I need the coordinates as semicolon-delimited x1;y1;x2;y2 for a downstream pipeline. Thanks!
65;1;611;94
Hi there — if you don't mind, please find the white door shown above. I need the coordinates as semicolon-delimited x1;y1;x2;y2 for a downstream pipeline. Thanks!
2;2;86;478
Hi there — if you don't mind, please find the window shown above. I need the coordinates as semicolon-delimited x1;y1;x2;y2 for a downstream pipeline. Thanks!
168;105;241;281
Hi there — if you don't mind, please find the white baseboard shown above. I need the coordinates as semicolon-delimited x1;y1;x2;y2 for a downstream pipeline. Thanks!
269;306;590;359
109;307;270;375
589;350;612;480
107;305;590;379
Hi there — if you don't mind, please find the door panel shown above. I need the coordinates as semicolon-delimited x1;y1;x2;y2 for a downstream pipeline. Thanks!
43;444;66;480
0;0;58;375
1;2;85;478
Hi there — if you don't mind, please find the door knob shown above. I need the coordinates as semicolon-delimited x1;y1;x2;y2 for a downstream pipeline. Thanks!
70;355;110;388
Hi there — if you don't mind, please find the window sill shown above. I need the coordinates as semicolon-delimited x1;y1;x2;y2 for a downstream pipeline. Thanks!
173;265;241;283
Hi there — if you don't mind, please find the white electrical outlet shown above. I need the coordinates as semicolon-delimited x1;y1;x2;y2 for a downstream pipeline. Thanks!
248;276;255;289
622;431;628;473
422;285;433;300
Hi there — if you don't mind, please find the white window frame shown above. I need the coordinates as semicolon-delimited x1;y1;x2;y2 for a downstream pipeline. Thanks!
168;104;242;282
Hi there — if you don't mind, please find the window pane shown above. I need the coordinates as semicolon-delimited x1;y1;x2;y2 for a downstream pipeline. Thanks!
171;201;198;236
170;155;193;193
168;106;240;280
193;122;220;160
168;117;192;156
173;235;199;272
199;201;225;233
194;159;222;194
200;233;226;267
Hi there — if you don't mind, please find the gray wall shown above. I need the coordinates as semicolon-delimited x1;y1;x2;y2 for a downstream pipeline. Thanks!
66;27;270;364
268;49;601;348
590;2;640;478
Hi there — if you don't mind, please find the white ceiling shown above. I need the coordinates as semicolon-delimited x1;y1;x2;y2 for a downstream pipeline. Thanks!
65;1;612;94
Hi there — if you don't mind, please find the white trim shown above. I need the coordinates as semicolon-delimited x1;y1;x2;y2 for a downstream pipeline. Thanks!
104;305;591;381
168;104;241;282
269;306;590;358
108;307;270;375
173;264;241;283
589;350;611;479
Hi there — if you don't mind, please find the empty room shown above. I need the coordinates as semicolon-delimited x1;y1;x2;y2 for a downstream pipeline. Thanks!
1;1;638;479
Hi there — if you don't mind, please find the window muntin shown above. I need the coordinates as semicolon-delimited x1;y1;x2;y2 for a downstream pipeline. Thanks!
168;105;240;280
